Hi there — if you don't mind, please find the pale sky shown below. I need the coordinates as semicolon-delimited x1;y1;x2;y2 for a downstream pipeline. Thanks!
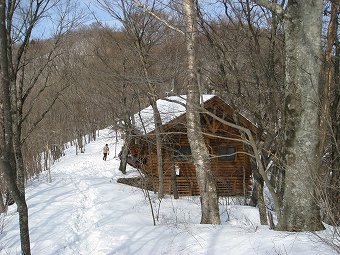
32;0;118;39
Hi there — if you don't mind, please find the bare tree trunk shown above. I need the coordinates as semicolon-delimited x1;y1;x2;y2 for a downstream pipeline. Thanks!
77;131;84;153
0;188;6;213
319;0;339;226
319;1;339;157
119;135;131;174
13;126;26;194
170;149;179;199
99;0;165;198
0;1;31;253
46;144;52;183
278;0;324;231
136;45;164;198
253;170;267;225
327;4;340;226
183;0;220;224
148;98;164;198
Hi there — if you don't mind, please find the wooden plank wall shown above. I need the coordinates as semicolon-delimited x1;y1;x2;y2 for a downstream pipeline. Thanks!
137;97;255;197
146;132;252;197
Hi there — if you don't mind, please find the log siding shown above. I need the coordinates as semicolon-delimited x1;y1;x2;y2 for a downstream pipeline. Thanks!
124;96;257;197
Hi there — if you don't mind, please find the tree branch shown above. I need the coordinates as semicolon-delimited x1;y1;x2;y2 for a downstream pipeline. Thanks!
21;83;70;144
133;0;184;35
252;0;285;18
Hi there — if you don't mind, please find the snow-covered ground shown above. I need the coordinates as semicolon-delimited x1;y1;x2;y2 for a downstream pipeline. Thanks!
0;129;337;255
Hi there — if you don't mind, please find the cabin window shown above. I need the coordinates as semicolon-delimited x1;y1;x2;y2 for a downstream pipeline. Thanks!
174;146;191;159
218;147;236;161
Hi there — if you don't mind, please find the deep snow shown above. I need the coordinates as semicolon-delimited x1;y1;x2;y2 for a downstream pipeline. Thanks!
0;129;337;255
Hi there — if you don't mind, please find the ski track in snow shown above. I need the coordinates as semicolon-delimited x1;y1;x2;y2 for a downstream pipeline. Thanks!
56;131;115;254
62;176;98;254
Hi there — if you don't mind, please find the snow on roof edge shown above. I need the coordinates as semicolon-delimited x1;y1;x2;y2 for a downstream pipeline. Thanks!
134;95;215;134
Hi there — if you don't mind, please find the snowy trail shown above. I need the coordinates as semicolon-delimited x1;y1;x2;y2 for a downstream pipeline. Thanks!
1;129;126;254
0;129;337;255
48;130;125;254
62;177;99;253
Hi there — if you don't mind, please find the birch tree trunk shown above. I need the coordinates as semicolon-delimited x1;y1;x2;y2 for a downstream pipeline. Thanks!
278;0;324;231
183;0;220;224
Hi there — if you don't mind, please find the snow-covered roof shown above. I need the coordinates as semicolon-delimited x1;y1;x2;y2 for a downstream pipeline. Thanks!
134;95;215;134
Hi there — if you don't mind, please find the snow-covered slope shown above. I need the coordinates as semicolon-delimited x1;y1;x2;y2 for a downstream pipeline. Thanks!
0;129;337;255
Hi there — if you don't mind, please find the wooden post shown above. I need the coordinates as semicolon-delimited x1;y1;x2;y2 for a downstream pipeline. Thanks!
170;148;179;199
243;167;246;205
114;130;118;158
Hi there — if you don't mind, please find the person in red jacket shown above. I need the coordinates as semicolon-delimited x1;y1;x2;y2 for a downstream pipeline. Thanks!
102;144;109;161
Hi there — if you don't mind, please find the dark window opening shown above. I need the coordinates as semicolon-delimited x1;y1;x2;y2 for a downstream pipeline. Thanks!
174;146;191;159
218;147;236;161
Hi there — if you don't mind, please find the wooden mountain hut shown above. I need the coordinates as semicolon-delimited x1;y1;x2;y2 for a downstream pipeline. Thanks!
124;95;259;197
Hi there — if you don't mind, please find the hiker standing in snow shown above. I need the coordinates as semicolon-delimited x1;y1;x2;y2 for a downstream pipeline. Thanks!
103;144;109;161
